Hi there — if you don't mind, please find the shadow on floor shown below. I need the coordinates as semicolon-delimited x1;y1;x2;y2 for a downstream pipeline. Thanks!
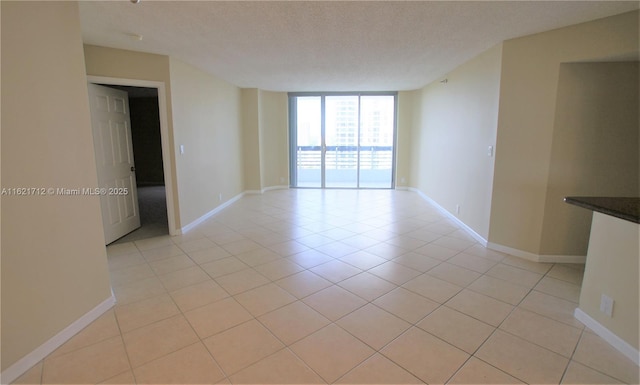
112;185;169;244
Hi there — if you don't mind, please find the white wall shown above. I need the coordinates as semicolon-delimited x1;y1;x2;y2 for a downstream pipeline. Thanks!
1;1;112;371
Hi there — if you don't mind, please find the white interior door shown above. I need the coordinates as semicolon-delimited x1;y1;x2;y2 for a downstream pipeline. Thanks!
88;83;141;244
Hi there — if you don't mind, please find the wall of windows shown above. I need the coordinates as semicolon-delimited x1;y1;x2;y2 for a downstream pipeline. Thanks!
289;92;397;188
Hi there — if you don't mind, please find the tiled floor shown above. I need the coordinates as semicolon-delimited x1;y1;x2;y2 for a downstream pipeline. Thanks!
14;189;640;384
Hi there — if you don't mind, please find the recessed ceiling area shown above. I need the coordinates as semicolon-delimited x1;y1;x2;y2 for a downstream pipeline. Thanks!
79;1;639;92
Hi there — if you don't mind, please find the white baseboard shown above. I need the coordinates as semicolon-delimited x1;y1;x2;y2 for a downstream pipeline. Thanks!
180;192;245;234
1;294;116;384
574;308;640;366
246;185;290;195
537;254;586;264
488;242;586;264
487;242;540;262
408;188;586;264
408;188;488;246
180;187;290;233
262;185;290;192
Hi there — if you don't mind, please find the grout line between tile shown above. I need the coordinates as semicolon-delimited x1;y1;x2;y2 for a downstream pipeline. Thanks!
111;306;137;384
103;189;597;385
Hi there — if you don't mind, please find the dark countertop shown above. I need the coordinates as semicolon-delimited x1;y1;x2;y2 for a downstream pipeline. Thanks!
564;196;640;224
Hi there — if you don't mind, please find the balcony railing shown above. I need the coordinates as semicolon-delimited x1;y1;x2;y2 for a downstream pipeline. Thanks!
296;145;393;170
296;145;393;187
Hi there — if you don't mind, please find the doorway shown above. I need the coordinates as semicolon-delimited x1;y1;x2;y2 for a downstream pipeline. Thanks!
108;85;168;243
87;76;178;242
289;92;397;188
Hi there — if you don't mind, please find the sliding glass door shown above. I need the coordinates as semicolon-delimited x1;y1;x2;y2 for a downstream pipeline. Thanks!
290;92;396;189
325;95;358;188
359;95;395;188
294;96;322;187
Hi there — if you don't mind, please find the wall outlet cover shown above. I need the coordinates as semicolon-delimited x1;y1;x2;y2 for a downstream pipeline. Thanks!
600;294;614;317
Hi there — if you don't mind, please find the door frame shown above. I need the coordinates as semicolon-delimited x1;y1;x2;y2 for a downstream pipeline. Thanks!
288;91;398;189
87;75;178;236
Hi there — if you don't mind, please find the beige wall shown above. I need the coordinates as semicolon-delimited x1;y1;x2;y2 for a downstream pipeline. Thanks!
489;11;639;254
85;47;246;228
83;45;181;227
540;62;639;255
579;213;639;350
169;58;244;226
395;92;413;188
242;88;262;191
407;90;422;188
1;2;112;370
258;90;289;188
408;44;503;240
2;3;637;375
84;45;173;84
242;89;289;191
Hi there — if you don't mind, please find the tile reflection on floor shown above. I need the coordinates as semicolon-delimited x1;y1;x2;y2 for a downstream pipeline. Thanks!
13;189;638;384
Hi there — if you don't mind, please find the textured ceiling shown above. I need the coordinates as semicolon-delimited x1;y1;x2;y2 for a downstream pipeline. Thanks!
79;1;639;92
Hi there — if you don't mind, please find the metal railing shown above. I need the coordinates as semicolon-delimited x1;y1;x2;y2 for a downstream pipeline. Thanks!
296;146;393;170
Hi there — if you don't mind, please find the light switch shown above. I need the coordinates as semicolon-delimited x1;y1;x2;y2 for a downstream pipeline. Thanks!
600;294;614;317
180;145;185;155
488;145;494;157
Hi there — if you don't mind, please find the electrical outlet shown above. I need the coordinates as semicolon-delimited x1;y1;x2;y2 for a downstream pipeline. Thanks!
400;177;406;184
600;294;614;317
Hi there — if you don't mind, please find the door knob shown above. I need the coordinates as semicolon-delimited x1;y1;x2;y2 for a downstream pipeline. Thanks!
130;166;136;172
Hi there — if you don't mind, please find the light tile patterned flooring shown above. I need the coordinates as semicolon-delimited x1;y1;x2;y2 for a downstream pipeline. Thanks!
14;189;639;384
